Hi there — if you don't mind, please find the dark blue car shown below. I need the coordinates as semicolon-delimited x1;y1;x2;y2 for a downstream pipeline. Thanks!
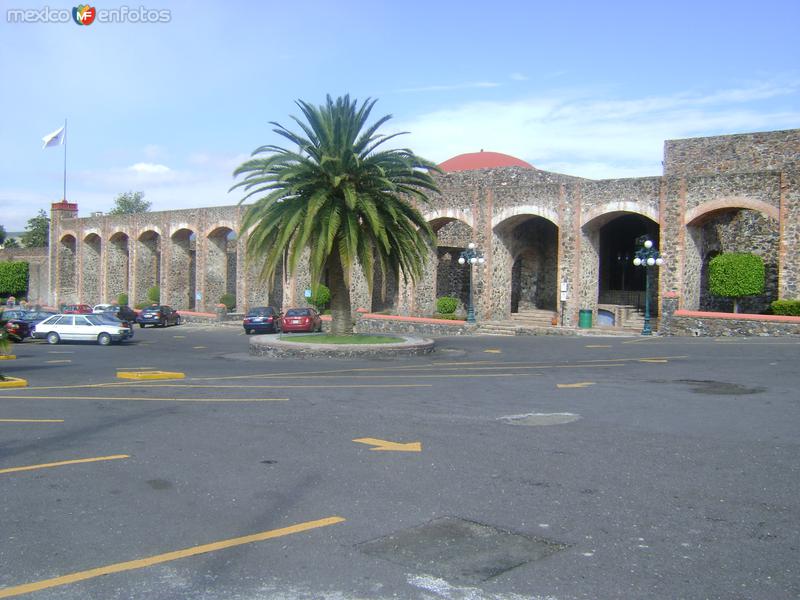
136;305;181;328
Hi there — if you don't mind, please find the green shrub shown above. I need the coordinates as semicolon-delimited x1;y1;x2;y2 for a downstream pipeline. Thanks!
310;284;330;311
771;299;800;316
0;261;29;297
434;312;461;320
146;286;160;304
134;301;149;310
220;293;236;311
436;296;458;314
117;292;129;306
708;253;765;313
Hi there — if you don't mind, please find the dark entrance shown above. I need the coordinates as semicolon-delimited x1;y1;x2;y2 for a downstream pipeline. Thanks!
598;214;658;311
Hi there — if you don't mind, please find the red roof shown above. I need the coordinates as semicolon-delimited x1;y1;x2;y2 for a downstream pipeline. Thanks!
438;151;534;172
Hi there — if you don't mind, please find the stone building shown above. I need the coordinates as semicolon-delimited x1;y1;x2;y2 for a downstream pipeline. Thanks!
39;128;800;328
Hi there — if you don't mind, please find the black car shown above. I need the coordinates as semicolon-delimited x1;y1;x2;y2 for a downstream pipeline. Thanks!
111;304;137;322
135;305;181;328
4;310;58;342
243;306;281;334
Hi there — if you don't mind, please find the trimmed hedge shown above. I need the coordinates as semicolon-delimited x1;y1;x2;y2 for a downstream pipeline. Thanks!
220;293;236;311
436;296;458;314
0;261;29;297
708;253;765;312
146;286;160;304
771;300;800;316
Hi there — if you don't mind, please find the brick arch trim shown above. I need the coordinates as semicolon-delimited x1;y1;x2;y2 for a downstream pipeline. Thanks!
136;226;163;239
581;201;659;228
205;223;238;238
82;229;102;241
108;229;133;241
423;208;473;228
169;224;197;238
58;231;78;243
491;205;559;229
684;197;779;226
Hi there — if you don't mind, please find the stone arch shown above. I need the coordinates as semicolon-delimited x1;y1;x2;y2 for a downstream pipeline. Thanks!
493;213;559;317
57;234;78;304
136;230;161;303
581;211;660;318
429;216;476;314
683;200;779;313
107;232;130;302
168;228;197;309
81;233;102;304
206;226;237;310
582;201;658;228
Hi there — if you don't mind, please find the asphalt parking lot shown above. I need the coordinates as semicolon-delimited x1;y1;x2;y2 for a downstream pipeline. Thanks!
1;326;798;599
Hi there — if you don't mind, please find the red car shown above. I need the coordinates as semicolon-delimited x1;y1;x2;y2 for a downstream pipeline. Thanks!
62;304;93;314
280;307;322;333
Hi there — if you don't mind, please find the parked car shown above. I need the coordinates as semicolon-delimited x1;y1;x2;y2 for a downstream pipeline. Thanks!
4;310;58;342
242;306;281;334
0;308;29;327
99;304;137;326
93;314;134;339
136;305;181;328
62;304;93;314
280;307;322;333
32;314;132;345
92;303;115;313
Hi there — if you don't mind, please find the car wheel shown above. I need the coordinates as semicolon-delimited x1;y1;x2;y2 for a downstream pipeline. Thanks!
244;328;251;335
46;332;60;345
139;323;145;328
97;333;112;346
175;316;181;326
160;318;167;328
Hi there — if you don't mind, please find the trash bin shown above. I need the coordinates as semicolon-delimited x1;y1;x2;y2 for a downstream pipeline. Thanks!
578;309;593;329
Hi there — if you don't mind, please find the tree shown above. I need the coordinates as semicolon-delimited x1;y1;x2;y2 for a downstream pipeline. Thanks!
21;210;49;248
708;252;765;313
231;95;439;335
109;191;151;215
2;237;19;249
0;224;6;246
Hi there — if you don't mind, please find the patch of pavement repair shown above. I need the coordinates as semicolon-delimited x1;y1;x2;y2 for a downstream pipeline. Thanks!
357;516;566;585
407;574;558;600
653;379;767;395
499;412;582;426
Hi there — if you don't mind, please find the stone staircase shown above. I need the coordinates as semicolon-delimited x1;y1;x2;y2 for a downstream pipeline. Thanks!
475;321;518;336
510;309;560;328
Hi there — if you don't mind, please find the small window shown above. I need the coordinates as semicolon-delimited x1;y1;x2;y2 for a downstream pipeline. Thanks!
75;316;92;326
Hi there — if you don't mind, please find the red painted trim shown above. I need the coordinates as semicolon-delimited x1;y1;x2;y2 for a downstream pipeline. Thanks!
674;309;800;323
176;310;216;318
360;313;467;325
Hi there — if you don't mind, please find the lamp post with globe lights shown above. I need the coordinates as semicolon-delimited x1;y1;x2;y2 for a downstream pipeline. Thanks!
632;238;663;335
458;242;485;324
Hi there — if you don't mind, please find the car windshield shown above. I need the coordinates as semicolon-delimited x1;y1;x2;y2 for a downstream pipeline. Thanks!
286;309;311;316
247;308;273;317
94;314;123;324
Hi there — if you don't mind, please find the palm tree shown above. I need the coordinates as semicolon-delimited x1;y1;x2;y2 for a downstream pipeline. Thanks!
231;95;439;335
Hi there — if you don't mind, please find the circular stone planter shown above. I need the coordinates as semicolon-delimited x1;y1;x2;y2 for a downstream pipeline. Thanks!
249;334;434;359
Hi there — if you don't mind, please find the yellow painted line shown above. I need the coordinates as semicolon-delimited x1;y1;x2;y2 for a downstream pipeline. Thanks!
0;419;63;423
353;437;421;452
0;454;128;476
0;377;27;389
115;383;433;389
483;349;502;354
0;516;345;598
0;396;288;403
639;358;668;363
193;346;207;349
115;367;156;371
585;344;611;348
557;382;595;389
46;360;71;364
47;351;74;354
117;371;185;380
0;355;16;360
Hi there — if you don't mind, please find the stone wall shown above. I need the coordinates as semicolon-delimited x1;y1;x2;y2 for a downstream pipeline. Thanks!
664;129;800;176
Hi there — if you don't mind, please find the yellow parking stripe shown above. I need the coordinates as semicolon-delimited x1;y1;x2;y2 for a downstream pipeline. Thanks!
0;455;129;475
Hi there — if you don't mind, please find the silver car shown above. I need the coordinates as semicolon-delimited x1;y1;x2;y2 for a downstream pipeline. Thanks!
32;314;132;345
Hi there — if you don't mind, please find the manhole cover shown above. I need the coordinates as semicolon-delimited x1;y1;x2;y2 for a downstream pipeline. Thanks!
675;380;766;395
356;516;566;584
499;412;581;426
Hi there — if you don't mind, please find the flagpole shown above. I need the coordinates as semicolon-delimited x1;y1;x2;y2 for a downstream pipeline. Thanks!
63;118;67;201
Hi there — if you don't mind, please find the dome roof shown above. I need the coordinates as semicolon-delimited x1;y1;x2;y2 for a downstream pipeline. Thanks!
438;150;534;172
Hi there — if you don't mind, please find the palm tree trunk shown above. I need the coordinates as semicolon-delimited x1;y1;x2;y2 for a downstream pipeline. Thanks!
328;248;353;335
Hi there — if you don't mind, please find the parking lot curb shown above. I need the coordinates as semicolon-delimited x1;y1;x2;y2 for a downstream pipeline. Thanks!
116;371;186;380
0;376;28;388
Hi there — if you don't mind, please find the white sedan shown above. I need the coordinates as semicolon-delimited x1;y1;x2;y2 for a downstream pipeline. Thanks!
32;314;132;345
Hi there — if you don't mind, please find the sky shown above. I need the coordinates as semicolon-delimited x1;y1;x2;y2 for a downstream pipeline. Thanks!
1;0;798;232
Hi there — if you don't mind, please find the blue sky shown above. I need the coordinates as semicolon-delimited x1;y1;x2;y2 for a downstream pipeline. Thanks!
1;0;798;231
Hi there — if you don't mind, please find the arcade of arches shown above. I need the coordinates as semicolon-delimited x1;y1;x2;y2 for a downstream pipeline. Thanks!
44;128;800;327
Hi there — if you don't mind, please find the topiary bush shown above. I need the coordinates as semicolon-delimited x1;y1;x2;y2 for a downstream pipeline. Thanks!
0;261;29;298
771;299;800;316
146;286;160;304
708;253;765;313
433;312;461;320
220;293;236;311
117;292;129;306
436;296;458;315
134;301;149;310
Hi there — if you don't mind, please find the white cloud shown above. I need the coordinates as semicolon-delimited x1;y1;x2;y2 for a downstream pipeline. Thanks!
389;80;800;178
510;72;528;81
393;81;501;94
129;162;171;174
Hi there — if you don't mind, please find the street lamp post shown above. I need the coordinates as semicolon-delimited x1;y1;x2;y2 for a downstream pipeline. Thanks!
632;239;664;336
458;242;485;324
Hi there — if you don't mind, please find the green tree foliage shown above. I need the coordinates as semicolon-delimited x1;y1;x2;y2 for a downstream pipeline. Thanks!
771;299;800;316
309;284;330;311
146;285;160;304
708;253;765;313
436;296;458;314
109;191;151;215
220;293;236;310
0;224;6;246
231;95;439;334
21;210;49;248
117;292;129;306
3;238;19;249
0;261;29;297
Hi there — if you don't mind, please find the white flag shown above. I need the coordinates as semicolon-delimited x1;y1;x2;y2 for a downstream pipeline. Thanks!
42;126;65;149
